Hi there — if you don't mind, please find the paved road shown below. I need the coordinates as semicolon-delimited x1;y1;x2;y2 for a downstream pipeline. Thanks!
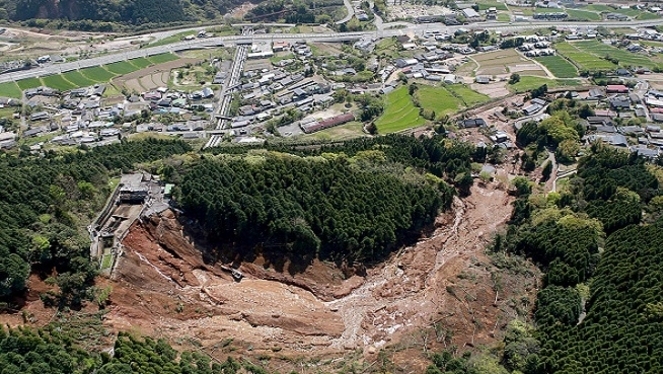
3;19;663;84
336;0;356;24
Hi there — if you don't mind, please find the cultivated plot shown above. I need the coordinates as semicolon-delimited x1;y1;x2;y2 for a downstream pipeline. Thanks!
555;42;617;71
80;66;117;82
376;86;425;133
105;61;140;75
62;70;98;87
535;55;579;78
509;76;580;93
473;49;545;76
148;53;179;64
16;77;42;90
0;82;23;98
42;74;77;91
130;57;152;69
573;40;660;69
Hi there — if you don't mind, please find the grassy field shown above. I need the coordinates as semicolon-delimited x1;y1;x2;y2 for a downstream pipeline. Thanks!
376;86;425;133
585;4;612;12
80;66;116;82
415;86;462;116
497;13;511;22
573;40;659;69
42;74;77;91
0;82;23;98
446;85;491;107
535;55;578;78
105;61;139;75
148;31;196;47
555;42;617;71
147;53;179;64
509;76;580;93
613;8;660;20
566;9;601;20
17;77;43;90
62;70;98;87
304;121;365;141
476;1;508;10
129;57;152;69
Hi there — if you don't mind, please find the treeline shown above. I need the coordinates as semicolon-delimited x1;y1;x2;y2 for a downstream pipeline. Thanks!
0;0;254;29
0;327;247;374
0;139;191;304
481;145;663;374
180;135;489;264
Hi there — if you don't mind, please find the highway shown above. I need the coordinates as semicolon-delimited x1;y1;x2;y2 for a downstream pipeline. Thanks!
3;19;663;84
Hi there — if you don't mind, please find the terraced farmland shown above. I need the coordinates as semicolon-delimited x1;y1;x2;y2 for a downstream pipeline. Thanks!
375;86;425;133
129;58;152;69
0;82;22;98
16;77;43;90
41;74;77;91
148;53;180;64
80;66;117;82
62;71;98;87
573;40;660;69
535;55;579;78
105;61;140;75
555;42;617;71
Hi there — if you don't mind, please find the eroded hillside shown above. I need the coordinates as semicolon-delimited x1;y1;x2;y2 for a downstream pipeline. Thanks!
100;182;540;371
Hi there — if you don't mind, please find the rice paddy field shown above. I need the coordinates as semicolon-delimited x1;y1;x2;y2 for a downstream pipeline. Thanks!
16;77;42;90
41;74;77;91
535;55;579;78
62;70;98;87
566;9;601;21
0;52;182;98
415;86;463;116
509;76;581;93
555;42;617;71
573;40;660;69
375;86;425;133
0;82;22;98
445;85;491;107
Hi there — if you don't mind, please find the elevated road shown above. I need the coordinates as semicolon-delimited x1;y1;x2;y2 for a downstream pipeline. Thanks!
3;19;663;84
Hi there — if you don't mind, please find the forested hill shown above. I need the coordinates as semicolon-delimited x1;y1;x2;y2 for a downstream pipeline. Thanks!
177;135;487;264
0;0;252;30
454;144;663;374
0;139;190;304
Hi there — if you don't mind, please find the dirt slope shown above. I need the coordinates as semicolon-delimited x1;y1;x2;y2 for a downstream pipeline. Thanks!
101;182;539;371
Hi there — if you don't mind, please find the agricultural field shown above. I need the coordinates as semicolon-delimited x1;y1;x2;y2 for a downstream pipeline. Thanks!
566;9;601;20
509;76;580;93
572;40;660;69
0;82;23;98
446;85;491;107
375;86;425;133
555;42;617;71
473;49;545;76
16;77;42;90
148;53;179;64
535;55;578;78
129;58;152;69
105;61;140;75
476;1;508;10
415;86;462;116
584;4;612;12
62;70;98;87
497;13;510;22
41;74;77;91
304;121;366;141
612;8;660;20
80;66;116;82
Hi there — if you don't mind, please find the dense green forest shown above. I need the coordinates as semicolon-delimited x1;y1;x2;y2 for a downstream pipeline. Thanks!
0;0;344;31
178;135;489;264
0;139;190;305
0;326;250;374
435;144;663;374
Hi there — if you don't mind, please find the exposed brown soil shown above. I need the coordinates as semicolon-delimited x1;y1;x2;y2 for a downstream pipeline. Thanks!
0;182;540;372
100;182;539;371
